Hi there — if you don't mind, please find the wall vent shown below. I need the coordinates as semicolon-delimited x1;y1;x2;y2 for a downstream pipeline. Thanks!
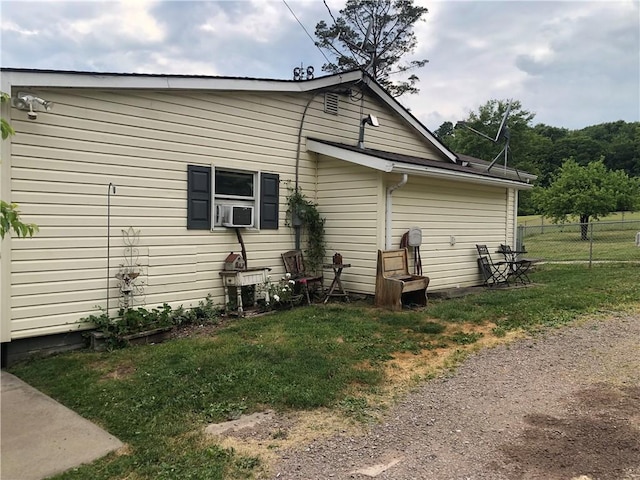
324;93;339;115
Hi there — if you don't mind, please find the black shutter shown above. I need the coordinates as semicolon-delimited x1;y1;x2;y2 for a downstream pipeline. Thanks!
260;173;279;229
187;165;211;229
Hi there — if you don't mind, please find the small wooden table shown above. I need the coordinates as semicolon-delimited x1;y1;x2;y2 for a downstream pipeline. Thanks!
219;268;271;315
322;263;351;303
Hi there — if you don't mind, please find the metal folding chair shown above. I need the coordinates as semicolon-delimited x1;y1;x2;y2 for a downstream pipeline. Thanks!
476;244;510;287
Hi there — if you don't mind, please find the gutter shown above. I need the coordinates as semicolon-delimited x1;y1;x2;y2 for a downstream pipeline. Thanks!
391;163;534;190
306;139;533;190
385;174;408;249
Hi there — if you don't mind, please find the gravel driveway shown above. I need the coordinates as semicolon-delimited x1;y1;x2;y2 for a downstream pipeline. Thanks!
269;314;640;480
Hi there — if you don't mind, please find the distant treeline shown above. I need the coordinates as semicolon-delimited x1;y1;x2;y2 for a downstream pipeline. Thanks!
435;100;639;215
524;120;640;185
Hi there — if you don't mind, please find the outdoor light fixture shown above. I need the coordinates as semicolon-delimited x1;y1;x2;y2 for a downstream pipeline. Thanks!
358;114;380;149
11;92;54;120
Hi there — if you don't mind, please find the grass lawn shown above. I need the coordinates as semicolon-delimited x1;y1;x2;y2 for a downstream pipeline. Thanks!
522;229;640;262
518;210;640;226
519;216;640;262
8;263;640;479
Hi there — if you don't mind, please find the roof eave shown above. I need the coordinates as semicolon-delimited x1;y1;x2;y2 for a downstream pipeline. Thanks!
465;160;538;183
391;163;533;189
307;138;533;190
0;68;364;92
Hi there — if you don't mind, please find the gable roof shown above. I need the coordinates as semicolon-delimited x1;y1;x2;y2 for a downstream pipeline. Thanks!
307;138;535;189
1;67;457;163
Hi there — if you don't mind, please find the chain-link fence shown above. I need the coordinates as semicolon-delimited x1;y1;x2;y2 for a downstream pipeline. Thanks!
518;220;640;265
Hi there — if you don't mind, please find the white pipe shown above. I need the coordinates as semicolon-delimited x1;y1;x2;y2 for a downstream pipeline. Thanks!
385;174;408;249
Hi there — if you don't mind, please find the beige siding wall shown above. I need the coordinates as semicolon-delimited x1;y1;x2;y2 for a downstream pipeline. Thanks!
317;168;514;295
308;91;445;160
316;155;383;294
7;88;311;338
5;83;488;340
390;176;512;290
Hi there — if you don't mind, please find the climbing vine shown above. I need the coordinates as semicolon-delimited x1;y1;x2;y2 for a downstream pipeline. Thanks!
285;185;326;273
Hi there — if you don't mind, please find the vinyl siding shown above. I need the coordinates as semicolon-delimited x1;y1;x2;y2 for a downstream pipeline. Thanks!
7;88;318;339
391;177;513;290
317;156;383;294
317;163;515;294
5;83;494;340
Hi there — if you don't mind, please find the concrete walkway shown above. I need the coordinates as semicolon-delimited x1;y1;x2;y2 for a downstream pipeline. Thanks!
1;370;123;480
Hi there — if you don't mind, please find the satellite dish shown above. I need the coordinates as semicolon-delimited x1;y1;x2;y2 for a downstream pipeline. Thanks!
455;100;519;177
495;101;512;142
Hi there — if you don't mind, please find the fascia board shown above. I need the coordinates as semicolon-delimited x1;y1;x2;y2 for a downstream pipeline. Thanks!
465;160;538;183
362;77;458;164
306;139;394;172
307;139;532;189
392;163;534;190
0;69;364;92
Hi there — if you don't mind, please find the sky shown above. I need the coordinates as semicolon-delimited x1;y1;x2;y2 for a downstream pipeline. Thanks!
1;0;638;132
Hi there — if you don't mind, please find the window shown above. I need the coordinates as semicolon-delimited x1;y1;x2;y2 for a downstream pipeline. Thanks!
187;165;279;230
215;170;254;198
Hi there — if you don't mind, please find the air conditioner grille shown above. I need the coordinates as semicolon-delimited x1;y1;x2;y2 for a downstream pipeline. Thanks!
324;93;339;115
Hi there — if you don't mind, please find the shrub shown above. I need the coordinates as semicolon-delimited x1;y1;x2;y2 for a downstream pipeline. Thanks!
82;295;222;349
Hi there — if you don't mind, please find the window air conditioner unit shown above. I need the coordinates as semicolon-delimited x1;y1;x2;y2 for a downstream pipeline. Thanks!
221;205;254;228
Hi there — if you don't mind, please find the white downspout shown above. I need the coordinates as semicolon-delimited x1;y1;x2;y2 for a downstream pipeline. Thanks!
385;174;408;249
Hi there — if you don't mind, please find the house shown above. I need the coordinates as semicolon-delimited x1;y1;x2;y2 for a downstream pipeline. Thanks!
0;68;535;359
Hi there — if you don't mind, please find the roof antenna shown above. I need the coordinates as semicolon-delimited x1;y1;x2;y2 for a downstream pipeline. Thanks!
334;16;374;74
293;63;314;81
455;100;520;178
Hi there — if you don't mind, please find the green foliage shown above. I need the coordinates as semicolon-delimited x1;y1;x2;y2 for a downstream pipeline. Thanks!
171;294;221;326
84;296;221;349
437;98;639;216
257;274;303;310
532;159;640;239
448;331;482;345
314;0;428;97
1;92;15;140
2;94;39;239
285;187;326;272
0;201;39;239
443;99;536;168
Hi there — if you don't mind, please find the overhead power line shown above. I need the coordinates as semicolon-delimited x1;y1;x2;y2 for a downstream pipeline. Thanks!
281;0;333;65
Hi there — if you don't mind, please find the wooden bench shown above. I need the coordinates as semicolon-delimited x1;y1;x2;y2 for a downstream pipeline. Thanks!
375;249;430;310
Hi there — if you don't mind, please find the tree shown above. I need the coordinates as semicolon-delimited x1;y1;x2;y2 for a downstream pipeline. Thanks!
532;158;640;240
1;92;38;239
443;99;536;164
1;92;15;140
315;0;428;97
434;121;454;143
1;202;39;239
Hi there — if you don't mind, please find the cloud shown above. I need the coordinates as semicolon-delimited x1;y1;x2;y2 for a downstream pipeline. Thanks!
67;1;164;43
1;0;637;130
403;0;639;130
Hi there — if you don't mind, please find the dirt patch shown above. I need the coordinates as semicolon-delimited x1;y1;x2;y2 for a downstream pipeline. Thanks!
91;359;137;382
381;322;524;394
498;384;640;480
